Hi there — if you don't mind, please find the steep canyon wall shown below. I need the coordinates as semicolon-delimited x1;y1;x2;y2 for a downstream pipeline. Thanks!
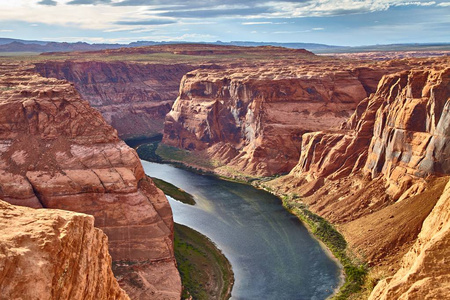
35;61;194;139
268;57;450;296
163;60;416;177
0;63;181;299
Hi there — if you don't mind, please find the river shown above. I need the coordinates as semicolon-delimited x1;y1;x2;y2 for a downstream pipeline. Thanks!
141;160;341;300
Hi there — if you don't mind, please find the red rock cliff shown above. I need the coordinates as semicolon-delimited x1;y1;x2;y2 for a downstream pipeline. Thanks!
286;59;449;201
34;61;194;139
163;60;413;176
0;200;129;300
0;63;181;299
267;57;449;296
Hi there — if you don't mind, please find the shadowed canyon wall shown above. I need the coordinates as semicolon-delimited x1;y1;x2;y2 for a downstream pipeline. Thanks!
35;61;194;139
0;63;181;299
0;200;129;300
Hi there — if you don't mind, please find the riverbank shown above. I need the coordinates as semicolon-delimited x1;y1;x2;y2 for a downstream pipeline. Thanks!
137;141;363;299
174;223;234;300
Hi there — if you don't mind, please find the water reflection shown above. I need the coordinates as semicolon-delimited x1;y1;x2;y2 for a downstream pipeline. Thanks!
142;160;340;300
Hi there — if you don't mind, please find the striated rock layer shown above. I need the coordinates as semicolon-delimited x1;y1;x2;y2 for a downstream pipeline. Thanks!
284;58;449;201
35;61;194;139
0;63;181;299
163;59;422;177
267;57;449;295
0;200;129;300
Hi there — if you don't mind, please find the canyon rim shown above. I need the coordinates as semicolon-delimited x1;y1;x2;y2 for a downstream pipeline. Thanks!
1;1;450;299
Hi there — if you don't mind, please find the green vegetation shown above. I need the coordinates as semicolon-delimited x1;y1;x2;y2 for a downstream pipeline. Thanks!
281;197;367;300
136;142;163;162
151;176;195;205
156;143;216;169
174;223;234;300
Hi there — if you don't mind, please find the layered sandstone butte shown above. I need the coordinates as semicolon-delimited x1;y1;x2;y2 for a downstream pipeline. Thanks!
163;59;414;177
0;200;129;300
369;179;450;299
0;63;181;299
35;61;194;139
267;57;449;295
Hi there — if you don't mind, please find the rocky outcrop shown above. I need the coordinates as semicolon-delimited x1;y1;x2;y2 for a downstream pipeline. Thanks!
287;60;449;201
0;200;129;300
35;61;194;139
163;59;420;177
369;178;450;299
0;63;181;299
266;57;449;296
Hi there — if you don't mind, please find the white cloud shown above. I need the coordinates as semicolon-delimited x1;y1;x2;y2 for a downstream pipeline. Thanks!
312;27;324;30
394;1;436;6
0;0;446;34
242;21;272;25
0;1;176;31
0;29;14;32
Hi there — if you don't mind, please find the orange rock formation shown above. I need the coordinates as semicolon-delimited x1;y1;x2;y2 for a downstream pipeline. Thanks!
0;200;129;300
369;179;450;299
163;59;423;177
0;63;181;299
266;57;449;296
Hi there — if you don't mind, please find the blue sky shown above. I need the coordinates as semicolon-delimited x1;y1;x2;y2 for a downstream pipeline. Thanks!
0;0;449;46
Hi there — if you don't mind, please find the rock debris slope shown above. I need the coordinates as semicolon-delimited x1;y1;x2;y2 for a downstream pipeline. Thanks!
369;179;450;299
0;200;129;300
0;63;181;299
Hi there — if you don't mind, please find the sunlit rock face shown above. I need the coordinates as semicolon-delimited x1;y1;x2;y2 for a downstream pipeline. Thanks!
289;63;450;200
163;59;409;177
369;178;450;300
0;200;130;300
0;63;181;299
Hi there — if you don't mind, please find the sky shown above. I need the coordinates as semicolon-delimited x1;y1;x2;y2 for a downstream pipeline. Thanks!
0;0;449;46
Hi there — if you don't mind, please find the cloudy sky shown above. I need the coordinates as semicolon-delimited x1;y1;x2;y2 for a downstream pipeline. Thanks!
0;0;449;46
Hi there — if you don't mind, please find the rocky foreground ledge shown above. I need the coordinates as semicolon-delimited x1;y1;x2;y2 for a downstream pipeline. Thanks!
0;63;181;299
0;200;129;300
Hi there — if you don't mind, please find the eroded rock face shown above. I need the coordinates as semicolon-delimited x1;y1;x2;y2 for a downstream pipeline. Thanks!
0;63;181;299
266;57;450;294
0;200;129;300
287;59;449;201
364;67;450;199
35;61;194;139
369;178;450;300
163;62;397;176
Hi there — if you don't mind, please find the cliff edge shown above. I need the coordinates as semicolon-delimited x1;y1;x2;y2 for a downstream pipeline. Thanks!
0;200;129;300
0;62;181;299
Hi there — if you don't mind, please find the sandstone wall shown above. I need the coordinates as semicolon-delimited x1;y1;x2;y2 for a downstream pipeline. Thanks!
266;57;450;297
288;61;449;201
163;62;401;176
0;200;129;300
0;63;181;299
35;61;194;139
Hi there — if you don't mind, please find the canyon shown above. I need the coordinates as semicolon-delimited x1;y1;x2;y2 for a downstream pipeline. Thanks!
0;45;449;299
0;63;181;299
